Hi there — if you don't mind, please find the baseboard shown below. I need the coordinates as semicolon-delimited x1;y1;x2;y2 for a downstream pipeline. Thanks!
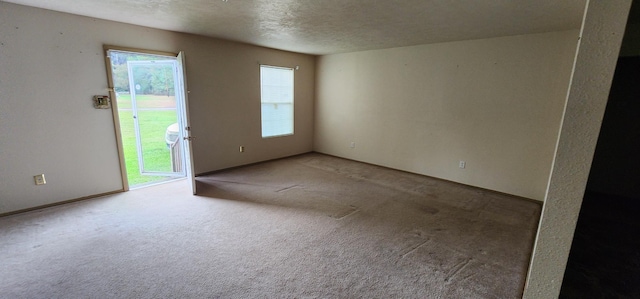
195;151;314;177
0;190;124;218
311;151;542;206
196;150;540;205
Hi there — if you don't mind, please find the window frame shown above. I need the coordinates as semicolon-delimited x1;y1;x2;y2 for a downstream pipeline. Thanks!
260;64;295;138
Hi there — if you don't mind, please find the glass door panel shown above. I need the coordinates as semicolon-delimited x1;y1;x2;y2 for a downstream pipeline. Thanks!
127;60;184;177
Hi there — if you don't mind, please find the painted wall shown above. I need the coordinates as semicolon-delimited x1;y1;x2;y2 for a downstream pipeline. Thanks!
585;11;640;199
0;2;314;214
588;0;638;212
523;1;631;298
314;31;578;201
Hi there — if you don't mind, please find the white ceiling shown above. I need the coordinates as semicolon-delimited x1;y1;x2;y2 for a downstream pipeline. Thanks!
3;0;587;55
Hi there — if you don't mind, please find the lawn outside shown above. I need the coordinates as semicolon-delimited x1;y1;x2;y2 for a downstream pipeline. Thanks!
117;94;182;186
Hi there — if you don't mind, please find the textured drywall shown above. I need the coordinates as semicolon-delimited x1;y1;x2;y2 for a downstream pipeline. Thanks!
314;31;578;201
0;2;314;214
523;1;631;298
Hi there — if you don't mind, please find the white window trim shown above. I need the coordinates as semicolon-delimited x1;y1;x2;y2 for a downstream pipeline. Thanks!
260;65;294;138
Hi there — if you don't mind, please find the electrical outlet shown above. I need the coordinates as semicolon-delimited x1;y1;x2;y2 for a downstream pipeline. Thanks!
239;146;244;153
34;174;46;185
459;161;466;169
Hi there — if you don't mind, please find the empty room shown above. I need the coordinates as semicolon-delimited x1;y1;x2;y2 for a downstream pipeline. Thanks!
0;1;630;298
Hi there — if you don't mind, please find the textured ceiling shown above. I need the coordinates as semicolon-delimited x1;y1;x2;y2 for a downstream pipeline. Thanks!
2;0;587;55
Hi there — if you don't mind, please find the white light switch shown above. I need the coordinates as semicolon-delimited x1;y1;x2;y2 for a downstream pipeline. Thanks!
459;161;466;169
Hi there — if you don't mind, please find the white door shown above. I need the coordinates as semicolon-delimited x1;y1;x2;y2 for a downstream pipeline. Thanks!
176;51;197;195
106;48;195;191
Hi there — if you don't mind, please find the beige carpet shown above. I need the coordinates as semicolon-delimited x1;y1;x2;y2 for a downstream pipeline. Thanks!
0;153;540;298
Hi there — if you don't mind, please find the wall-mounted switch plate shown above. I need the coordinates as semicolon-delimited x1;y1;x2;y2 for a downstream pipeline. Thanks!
93;95;110;109
459;161;466;169
350;142;355;148
239;146;244;153
34;174;46;185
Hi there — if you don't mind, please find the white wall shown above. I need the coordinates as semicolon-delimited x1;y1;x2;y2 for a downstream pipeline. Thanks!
0;2;314;214
314;31;578;201
524;1;631;297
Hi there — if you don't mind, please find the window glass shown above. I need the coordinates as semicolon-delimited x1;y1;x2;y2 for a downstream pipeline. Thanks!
261;65;294;137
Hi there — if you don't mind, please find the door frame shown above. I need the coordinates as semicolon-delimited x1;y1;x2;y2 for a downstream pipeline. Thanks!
103;45;193;192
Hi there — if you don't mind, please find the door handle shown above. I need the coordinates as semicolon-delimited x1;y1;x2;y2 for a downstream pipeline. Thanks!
183;136;195;141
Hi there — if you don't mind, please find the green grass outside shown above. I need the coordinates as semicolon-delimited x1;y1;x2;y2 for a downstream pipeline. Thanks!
118;106;179;186
116;94;175;109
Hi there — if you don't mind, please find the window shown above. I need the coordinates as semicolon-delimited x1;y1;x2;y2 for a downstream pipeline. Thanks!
261;65;294;138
